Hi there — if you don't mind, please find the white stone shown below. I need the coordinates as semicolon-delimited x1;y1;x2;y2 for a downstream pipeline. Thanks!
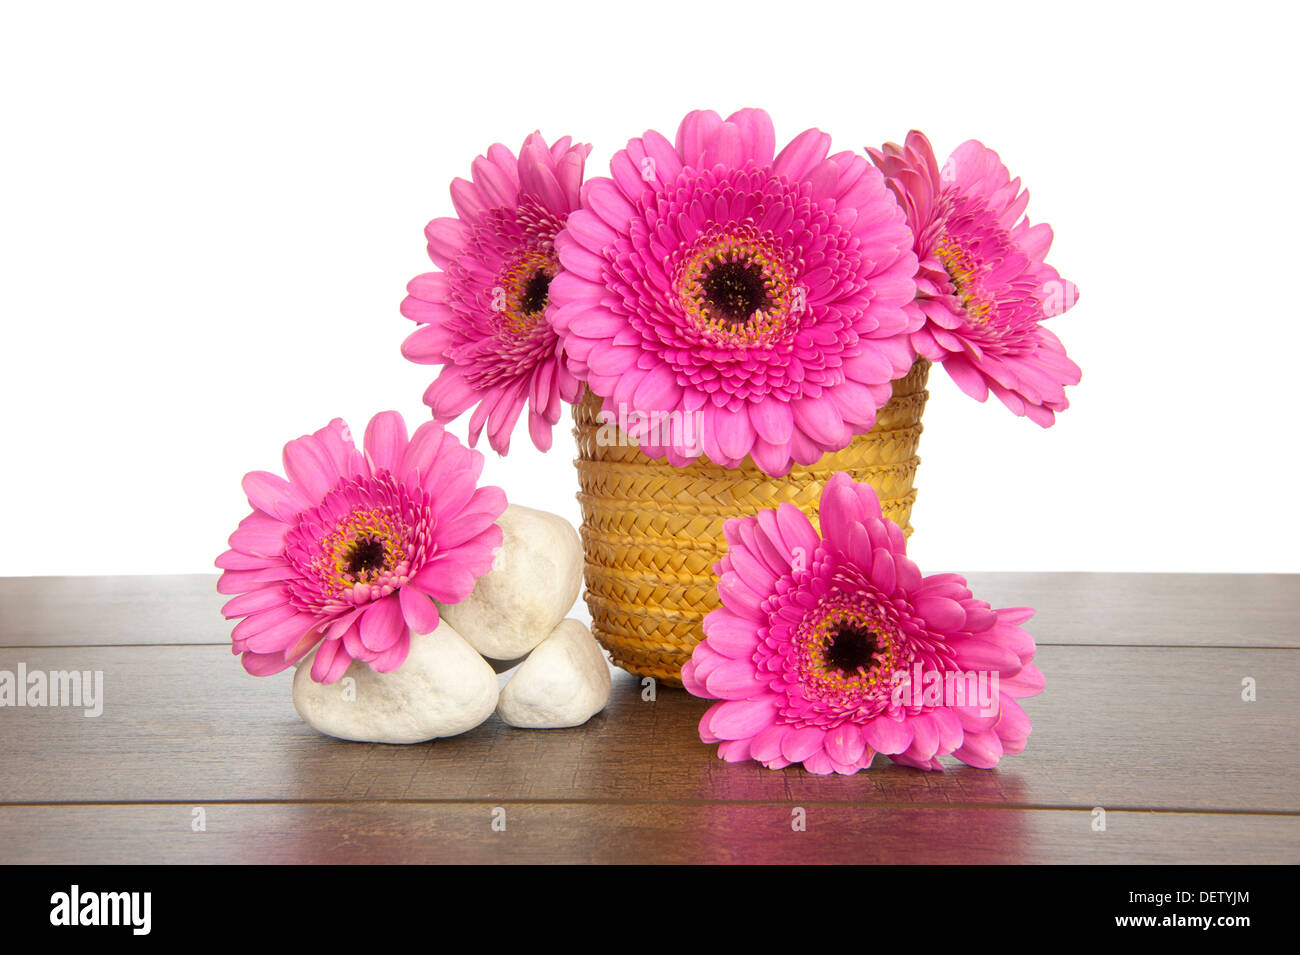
438;503;583;660
496;619;611;729
292;623;498;744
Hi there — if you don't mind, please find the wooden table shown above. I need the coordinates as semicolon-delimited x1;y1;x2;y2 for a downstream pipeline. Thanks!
1;573;1297;864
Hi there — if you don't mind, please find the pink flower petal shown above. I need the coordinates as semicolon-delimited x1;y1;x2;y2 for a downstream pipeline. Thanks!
399;586;441;635
680;658;707;698
862;716;914;755
914;595;968;632
780;725;827;763
953;729;1004;769
241;651;293;677
281;434;341;501
364;411;409;475
706;697;780;741
824;724;866;765
241;471;310;523
704;658;770;699
995;694;1032;743
358;595;407;653
801;749;836;775
241;612;317;655
700;611;760;658
1000;663;1046;698
950;636;1023;673
368;634;412;674
716;738;753;763
748;722;789;763
221;587;288;618
310;638;347;683
410;560;477;605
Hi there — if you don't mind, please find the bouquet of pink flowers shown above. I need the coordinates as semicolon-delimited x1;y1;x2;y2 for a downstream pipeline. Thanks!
218;107;1077;773
402;110;1079;468
388;108;1076;772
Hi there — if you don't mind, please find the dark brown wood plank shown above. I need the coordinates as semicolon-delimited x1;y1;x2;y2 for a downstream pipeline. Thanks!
4;573;1295;649
0;575;229;647
1;644;1295;812
0;802;1292;864
963;572;1300;649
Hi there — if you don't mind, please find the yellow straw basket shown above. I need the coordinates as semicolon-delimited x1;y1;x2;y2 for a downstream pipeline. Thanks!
572;358;931;686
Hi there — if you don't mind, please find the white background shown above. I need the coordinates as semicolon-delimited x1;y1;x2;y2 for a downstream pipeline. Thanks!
2;0;1296;576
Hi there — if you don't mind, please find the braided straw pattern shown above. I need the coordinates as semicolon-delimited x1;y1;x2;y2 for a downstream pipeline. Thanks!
572;358;930;686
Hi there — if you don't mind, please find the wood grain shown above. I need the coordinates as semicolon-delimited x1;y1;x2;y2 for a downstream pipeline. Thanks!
1;573;1296;863
4;572;1295;648
0;644;1295;813
0;802;1292;864
962;572;1300;649
0;575;229;647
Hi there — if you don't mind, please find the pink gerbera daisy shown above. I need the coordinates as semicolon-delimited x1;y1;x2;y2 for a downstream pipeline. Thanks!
216;412;506;683
682;473;1043;774
401;132;591;453
869;131;1080;426
550;108;920;477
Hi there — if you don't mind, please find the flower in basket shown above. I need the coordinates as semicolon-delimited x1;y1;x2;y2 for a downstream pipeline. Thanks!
869;131;1080;426
401;132;591;454
682;473;1042;774
216;412;506;683
549;108;920;477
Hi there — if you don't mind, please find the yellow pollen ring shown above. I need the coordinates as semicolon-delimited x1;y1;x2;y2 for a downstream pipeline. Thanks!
314;507;409;597
801;603;901;695
677;234;796;343
495;249;557;336
936;236;992;323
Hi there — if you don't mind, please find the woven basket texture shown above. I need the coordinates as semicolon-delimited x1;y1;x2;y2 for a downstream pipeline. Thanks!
573;358;930;686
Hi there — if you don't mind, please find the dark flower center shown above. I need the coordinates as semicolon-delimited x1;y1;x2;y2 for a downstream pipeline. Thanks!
344;536;387;577
824;626;881;675
520;269;552;315
702;260;770;324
